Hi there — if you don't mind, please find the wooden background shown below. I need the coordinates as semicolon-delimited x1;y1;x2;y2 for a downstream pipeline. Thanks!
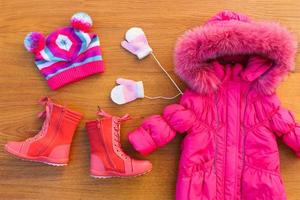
0;0;300;199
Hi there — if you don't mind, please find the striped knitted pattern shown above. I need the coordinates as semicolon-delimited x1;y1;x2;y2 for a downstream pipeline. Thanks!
34;27;104;90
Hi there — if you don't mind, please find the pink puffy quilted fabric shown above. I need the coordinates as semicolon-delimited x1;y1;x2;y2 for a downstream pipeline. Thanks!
128;11;298;200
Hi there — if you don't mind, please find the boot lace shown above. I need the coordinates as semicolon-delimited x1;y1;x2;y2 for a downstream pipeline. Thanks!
26;97;52;142
97;107;131;159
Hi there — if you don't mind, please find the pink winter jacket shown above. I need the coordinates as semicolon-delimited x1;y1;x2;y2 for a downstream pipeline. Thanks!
128;11;298;200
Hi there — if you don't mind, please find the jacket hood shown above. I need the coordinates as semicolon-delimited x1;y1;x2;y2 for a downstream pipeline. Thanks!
174;11;297;95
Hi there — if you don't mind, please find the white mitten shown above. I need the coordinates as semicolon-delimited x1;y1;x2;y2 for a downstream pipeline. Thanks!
111;78;144;105
121;27;152;59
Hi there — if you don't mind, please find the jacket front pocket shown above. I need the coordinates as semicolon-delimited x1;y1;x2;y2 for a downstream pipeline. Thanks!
241;164;286;200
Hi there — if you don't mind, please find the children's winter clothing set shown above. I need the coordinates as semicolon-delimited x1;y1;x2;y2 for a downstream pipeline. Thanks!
4;10;300;200
5;12;152;178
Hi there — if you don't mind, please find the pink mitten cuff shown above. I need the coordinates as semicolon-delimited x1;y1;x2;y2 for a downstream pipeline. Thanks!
135;81;144;98
136;45;153;60
128;127;157;156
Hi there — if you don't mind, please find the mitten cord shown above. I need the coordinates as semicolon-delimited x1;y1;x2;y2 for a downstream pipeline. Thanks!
144;93;181;100
151;52;183;95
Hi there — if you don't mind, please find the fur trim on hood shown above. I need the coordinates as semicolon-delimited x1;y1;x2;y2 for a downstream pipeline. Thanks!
174;11;297;95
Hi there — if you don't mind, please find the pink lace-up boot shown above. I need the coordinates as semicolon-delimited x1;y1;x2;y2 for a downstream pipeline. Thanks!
85;109;152;178
5;97;82;166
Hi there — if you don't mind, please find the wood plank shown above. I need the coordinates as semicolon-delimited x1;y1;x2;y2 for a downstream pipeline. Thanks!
0;0;300;199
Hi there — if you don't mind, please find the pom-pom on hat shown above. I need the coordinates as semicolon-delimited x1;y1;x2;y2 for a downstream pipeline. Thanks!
71;12;93;32
24;32;45;53
24;12;104;90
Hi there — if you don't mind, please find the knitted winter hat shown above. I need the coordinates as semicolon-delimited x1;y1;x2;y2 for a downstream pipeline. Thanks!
24;12;104;90
175;10;297;95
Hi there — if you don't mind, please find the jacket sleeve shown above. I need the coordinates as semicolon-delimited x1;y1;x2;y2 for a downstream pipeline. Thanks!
268;95;300;157
128;104;196;155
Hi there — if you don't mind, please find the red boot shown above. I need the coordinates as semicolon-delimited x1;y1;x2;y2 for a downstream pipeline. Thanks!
5;97;82;166
86;109;152;178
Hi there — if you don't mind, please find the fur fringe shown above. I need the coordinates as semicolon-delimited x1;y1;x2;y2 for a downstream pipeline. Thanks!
174;11;297;95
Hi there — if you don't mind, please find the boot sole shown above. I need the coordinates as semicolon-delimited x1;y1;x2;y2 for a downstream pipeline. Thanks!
5;145;68;166
90;169;152;179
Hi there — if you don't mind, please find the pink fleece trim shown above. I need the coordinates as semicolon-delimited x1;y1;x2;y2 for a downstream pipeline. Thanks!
47;61;104;90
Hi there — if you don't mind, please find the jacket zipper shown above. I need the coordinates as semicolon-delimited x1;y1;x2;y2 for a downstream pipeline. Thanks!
234;84;241;200
97;119;115;170
213;93;219;173
213;92;220;199
240;85;251;196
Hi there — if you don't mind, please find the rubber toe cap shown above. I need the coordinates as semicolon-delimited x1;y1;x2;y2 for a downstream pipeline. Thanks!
132;159;152;175
5;141;22;154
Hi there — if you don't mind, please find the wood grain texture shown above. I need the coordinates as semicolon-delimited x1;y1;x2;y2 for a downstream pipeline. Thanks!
0;0;300;199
